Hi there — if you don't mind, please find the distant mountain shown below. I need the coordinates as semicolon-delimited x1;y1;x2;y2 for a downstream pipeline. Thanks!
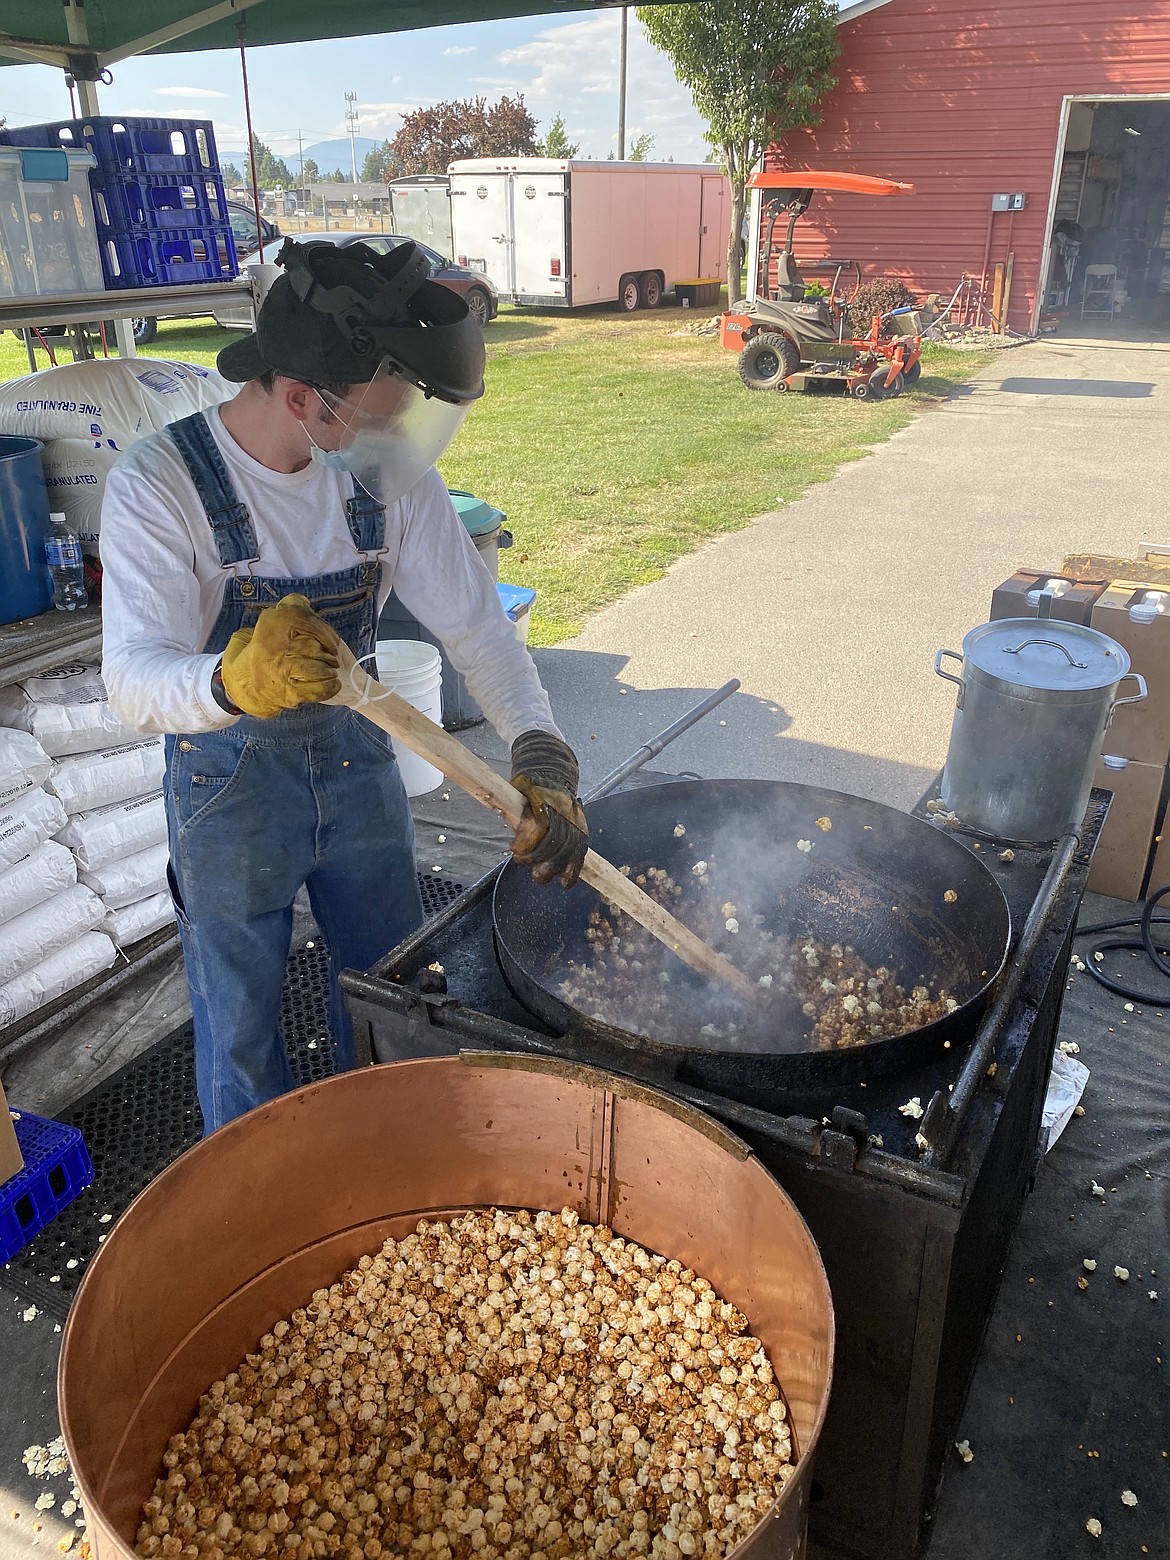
301;137;381;176
216;136;382;179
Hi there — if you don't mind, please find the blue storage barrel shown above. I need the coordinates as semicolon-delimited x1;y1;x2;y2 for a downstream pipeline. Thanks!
377;488;512;730
0;437;52;625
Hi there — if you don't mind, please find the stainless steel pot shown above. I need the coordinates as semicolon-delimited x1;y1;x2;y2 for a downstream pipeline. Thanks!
59;1056;834;1560
935;616;1146;842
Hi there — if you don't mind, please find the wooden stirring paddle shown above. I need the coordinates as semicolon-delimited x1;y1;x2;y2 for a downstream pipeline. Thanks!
327;641;757;1004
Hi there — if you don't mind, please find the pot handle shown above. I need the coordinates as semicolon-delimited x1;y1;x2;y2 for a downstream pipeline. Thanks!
1001;637;1087;668
935;648;964;689
1113;671;1148;709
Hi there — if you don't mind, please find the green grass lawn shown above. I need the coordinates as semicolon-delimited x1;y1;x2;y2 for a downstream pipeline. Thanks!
1;306;990;645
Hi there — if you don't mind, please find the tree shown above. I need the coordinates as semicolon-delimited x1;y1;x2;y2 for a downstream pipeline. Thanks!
246;134;293;189
221;161;243;183
638;1;838;300
391;94;538;175
362;140;400;182
628;132;654;161
301;157;320;185
538;113;579;159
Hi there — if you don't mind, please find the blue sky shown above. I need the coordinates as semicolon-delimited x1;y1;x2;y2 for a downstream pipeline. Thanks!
0;12;712;169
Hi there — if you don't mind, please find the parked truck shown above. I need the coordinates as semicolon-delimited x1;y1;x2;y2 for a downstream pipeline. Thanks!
448;158;730;310
387;174;454;257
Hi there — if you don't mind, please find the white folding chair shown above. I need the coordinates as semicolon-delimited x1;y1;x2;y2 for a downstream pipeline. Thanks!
1081;264;1117;321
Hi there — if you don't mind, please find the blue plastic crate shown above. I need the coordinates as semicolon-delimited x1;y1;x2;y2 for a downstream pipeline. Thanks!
0;117;222;179
1;1110;93;1265
99;223;238;289
90;169;230;234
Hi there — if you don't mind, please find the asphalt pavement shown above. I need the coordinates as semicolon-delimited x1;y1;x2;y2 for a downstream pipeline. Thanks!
530;323;1170;806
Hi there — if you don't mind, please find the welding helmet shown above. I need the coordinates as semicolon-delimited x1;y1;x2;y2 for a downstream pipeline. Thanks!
217;238;485;496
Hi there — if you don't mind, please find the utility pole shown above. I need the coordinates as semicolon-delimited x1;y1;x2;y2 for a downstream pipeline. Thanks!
345;92;360;185
617;8;628;160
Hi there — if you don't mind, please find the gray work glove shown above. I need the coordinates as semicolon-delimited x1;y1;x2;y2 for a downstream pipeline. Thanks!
510;730;589;888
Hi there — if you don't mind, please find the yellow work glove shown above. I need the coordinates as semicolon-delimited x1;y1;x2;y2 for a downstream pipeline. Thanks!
219;593;342;720
510;730;589;888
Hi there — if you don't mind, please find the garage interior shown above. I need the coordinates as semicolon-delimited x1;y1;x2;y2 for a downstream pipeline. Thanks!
1046;96;1170;328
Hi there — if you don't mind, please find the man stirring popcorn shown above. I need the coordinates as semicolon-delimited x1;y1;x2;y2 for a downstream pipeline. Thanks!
100;239;587;1132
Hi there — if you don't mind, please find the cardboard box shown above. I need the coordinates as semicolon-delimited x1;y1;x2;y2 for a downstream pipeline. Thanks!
1091;583;1170;766
990;569;1108;627
1088;755;1167;901
0;1077;23;1187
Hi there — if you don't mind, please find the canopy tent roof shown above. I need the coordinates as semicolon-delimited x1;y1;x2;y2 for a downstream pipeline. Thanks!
1;0;633;76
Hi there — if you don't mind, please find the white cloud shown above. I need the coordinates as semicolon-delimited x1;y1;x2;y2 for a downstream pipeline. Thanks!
443;46;476;56
153;85;228;99
495;15;708;161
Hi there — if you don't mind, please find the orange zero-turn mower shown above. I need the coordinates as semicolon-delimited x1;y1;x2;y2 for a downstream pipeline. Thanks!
722;171;923;400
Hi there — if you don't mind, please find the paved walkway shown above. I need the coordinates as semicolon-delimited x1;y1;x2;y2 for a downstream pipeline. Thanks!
533;328;1170;808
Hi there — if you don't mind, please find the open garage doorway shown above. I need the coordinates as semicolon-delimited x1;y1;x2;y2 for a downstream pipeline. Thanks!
1040;95;1170;333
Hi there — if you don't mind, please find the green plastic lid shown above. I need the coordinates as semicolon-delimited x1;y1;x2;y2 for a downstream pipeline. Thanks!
448;488;504;537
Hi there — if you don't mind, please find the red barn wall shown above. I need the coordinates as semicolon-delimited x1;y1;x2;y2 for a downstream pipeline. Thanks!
768;0;1170;330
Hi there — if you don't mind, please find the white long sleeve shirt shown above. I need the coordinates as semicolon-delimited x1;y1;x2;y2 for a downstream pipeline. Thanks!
100;402;559;745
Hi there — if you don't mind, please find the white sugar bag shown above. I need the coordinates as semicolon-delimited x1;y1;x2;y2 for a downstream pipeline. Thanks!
0;931;117;1027
49;740;165;816
80;840;168;910
55;790;167;871
0;787;68;873
102;890;175;948
0;882;104;984
0;661;144;758
0;729;52;807
0;840;76;927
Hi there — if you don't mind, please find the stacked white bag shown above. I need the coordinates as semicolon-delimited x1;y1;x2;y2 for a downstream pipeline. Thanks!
0;663;176;1029
0;726;113;1028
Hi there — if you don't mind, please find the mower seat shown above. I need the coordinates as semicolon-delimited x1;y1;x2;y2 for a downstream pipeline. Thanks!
774;252;807;302
749;295;839;346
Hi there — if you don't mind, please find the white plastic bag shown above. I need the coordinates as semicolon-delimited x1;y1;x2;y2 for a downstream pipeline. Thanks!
102;889;175;948
49;739;165;816
80;840;168;910
55;789;167;871
0;840;76;927
0;729;52;808
0;661;144;758
0;786;69;872
0;931;117;1028
1042;1048;1091;1154
0;357;234;552
0;882;104;985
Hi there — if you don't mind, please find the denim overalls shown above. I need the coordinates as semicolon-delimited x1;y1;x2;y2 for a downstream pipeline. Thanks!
163;412;424;1133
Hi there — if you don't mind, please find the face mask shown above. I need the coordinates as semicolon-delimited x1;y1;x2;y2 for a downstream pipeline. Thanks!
300;419;381;476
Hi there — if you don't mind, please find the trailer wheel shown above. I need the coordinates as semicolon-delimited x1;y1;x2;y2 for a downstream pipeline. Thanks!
618;275;640;312
132;316;157;346
738;332;800;391
638;272;662;309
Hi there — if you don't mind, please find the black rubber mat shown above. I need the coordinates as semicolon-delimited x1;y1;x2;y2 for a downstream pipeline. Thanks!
0;872;464;1321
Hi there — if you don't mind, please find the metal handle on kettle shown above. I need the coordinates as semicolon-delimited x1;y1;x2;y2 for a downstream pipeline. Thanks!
1113;671;1148;709
1000;637;1087;668
935;649;965;706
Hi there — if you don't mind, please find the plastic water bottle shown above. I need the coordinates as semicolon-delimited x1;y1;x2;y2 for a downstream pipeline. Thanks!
44;514;87;612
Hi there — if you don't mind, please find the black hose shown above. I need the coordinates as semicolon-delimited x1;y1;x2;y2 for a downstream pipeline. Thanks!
1074;883;1170;1005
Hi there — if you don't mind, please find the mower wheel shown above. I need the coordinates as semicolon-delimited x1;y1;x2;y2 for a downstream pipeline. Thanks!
856;364;903;401
738;332;799;391
902;358;922;385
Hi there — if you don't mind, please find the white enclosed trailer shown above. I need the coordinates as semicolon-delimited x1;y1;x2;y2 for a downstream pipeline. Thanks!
448;158;730;309
387;174;454;256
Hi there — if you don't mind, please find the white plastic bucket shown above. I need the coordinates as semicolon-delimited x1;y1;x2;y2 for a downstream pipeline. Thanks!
373;639;444;796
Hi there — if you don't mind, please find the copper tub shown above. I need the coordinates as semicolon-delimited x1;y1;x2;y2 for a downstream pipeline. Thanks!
60;1055;834;1560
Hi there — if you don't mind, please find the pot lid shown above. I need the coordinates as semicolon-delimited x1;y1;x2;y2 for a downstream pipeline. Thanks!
961;617;1130;691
